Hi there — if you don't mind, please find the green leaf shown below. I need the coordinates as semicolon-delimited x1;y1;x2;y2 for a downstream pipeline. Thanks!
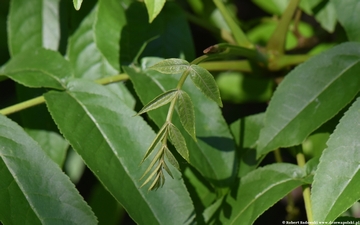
257;42;360;157
0;114;97;225
141;122;168;163
331;0;360;42
150;58;190;74
219;163;306;224
168;123;190;162
144;0;166;23
1;48;71;89
177;90;196;140
136;89;178;115
73;0;83;10
44;79;194;224
25;129;69;167
314;1;337;33
189;64;223;107
312;97;360;222
94;0;126;71
8;0;60;56
67;6;118;79
120;1;195;64
164;146;180;171
125;63;236;189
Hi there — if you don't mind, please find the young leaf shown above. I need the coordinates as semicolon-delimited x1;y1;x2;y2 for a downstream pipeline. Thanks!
168;123;190;162
144;0;166;23
177;90;196;140
1;48;71;89
219;163;306;224
0;114;97;225
331;0;360;42
189;64;223;107
136;89;178;116
164;146;180;171
257;42;360;157
44;79;194;224
8;0;60;56
73;0;83;10
140;123;168;163
312;97;360;222
149;58;190;74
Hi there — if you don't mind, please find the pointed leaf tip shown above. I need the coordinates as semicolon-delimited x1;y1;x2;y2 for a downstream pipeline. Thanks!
150;58;190;74
137;89;178;116
189;65;223;107
73;0;83;10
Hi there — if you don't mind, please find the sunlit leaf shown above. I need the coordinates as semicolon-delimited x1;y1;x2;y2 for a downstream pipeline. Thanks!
257;42;360;157
150;58;190;74
189;64;223;107
0;114;97;225
219;163;306;224
177;90;196;140
8;0;60;56
144;0;166;23
312;97;360;222
136;89;178;115
45;79;194;224
331;0;360;42
168;123;190;162
73;0;83;10
1;48;71;89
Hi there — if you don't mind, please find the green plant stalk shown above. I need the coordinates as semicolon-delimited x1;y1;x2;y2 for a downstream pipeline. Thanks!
199;60;252;72
269;54;311;71
296;147;313;223
267;0;301;54
0;74;129;116
212;0;253;48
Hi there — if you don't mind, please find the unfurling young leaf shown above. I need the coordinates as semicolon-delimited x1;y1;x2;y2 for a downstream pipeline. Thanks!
189;64;223;107
140;123;169;163
176;90;196;141
149;58;190;74
136;89;178;116
164;146;180;171
168;123;189;162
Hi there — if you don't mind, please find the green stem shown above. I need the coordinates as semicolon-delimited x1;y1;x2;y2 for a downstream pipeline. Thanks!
295;146;314;223
212;0;253;48
267;0;301;54
0;73;129;116
269;54;311;71
199;60;252;73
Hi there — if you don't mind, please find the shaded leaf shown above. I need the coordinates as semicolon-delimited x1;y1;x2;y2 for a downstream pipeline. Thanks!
168;123;190;162
331;0;360;42
312;97;360;222
1;48;71;89
219;163;306;224
314;1;337;33
136;89;178;116
73;0;83;10
0;114;97;225
177;90;196;140
94;0;126;70
189;64;223;107
45;79;194;224
7;0;60;56
144;0;166;23
257;42;360;157
150;58;190;74
120;2;194;64
25;129;69;167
